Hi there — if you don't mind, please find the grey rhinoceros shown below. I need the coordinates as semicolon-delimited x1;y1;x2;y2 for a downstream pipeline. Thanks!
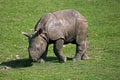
22;9;89;63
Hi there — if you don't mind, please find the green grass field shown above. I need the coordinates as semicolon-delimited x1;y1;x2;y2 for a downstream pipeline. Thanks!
0;0;120;80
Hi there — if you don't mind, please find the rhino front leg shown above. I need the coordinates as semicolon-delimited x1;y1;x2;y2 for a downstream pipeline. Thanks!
54;39;67;63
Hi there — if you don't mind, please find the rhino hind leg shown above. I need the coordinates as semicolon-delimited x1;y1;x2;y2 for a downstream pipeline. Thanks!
73;41;87;61
73;44;83;61
54;39;67;63
81;41;89;60
73;18;89;61
73;41;89;61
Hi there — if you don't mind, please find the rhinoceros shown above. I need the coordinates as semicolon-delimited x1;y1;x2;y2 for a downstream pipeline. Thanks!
22;9;89;63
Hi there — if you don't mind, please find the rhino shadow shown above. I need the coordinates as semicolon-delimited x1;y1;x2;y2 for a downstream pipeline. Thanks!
0;56;64;68
46;56;58;62
0;58;33;68
46;56;73;62
0;57;73;69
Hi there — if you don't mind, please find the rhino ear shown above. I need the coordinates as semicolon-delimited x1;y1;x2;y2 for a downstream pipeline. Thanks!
39;29;43;34
22;32;32;38
34;29;43;35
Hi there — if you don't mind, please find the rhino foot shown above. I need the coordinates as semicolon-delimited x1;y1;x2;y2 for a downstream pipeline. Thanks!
73;57;81;62
37;58;45;63
73;54;89;61
81;54;89;60
59;56;67;63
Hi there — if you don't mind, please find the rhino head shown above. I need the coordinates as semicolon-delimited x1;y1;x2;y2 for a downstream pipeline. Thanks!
22;29;48;62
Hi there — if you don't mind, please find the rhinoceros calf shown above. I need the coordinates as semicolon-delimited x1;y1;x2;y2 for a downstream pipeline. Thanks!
22;9;89;63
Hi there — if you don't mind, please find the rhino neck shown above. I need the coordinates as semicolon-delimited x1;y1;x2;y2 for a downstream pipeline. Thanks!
40;33;49;43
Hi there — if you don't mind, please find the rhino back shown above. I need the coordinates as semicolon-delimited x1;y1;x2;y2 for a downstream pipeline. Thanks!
35;10;87;43
46;10;79;41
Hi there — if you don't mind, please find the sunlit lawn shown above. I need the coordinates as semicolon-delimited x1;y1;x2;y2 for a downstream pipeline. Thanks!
0;0;120;80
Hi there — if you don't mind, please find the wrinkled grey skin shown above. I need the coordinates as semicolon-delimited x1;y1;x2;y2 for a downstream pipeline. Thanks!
22;9;89;63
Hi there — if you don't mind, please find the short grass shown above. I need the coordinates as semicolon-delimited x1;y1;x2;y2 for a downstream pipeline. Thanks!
0;0;120;80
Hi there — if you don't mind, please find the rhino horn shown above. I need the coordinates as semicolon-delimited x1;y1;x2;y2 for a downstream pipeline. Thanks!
22;32;32;38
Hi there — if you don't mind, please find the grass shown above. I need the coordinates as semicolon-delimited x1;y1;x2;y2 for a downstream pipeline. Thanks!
0;0;120;80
